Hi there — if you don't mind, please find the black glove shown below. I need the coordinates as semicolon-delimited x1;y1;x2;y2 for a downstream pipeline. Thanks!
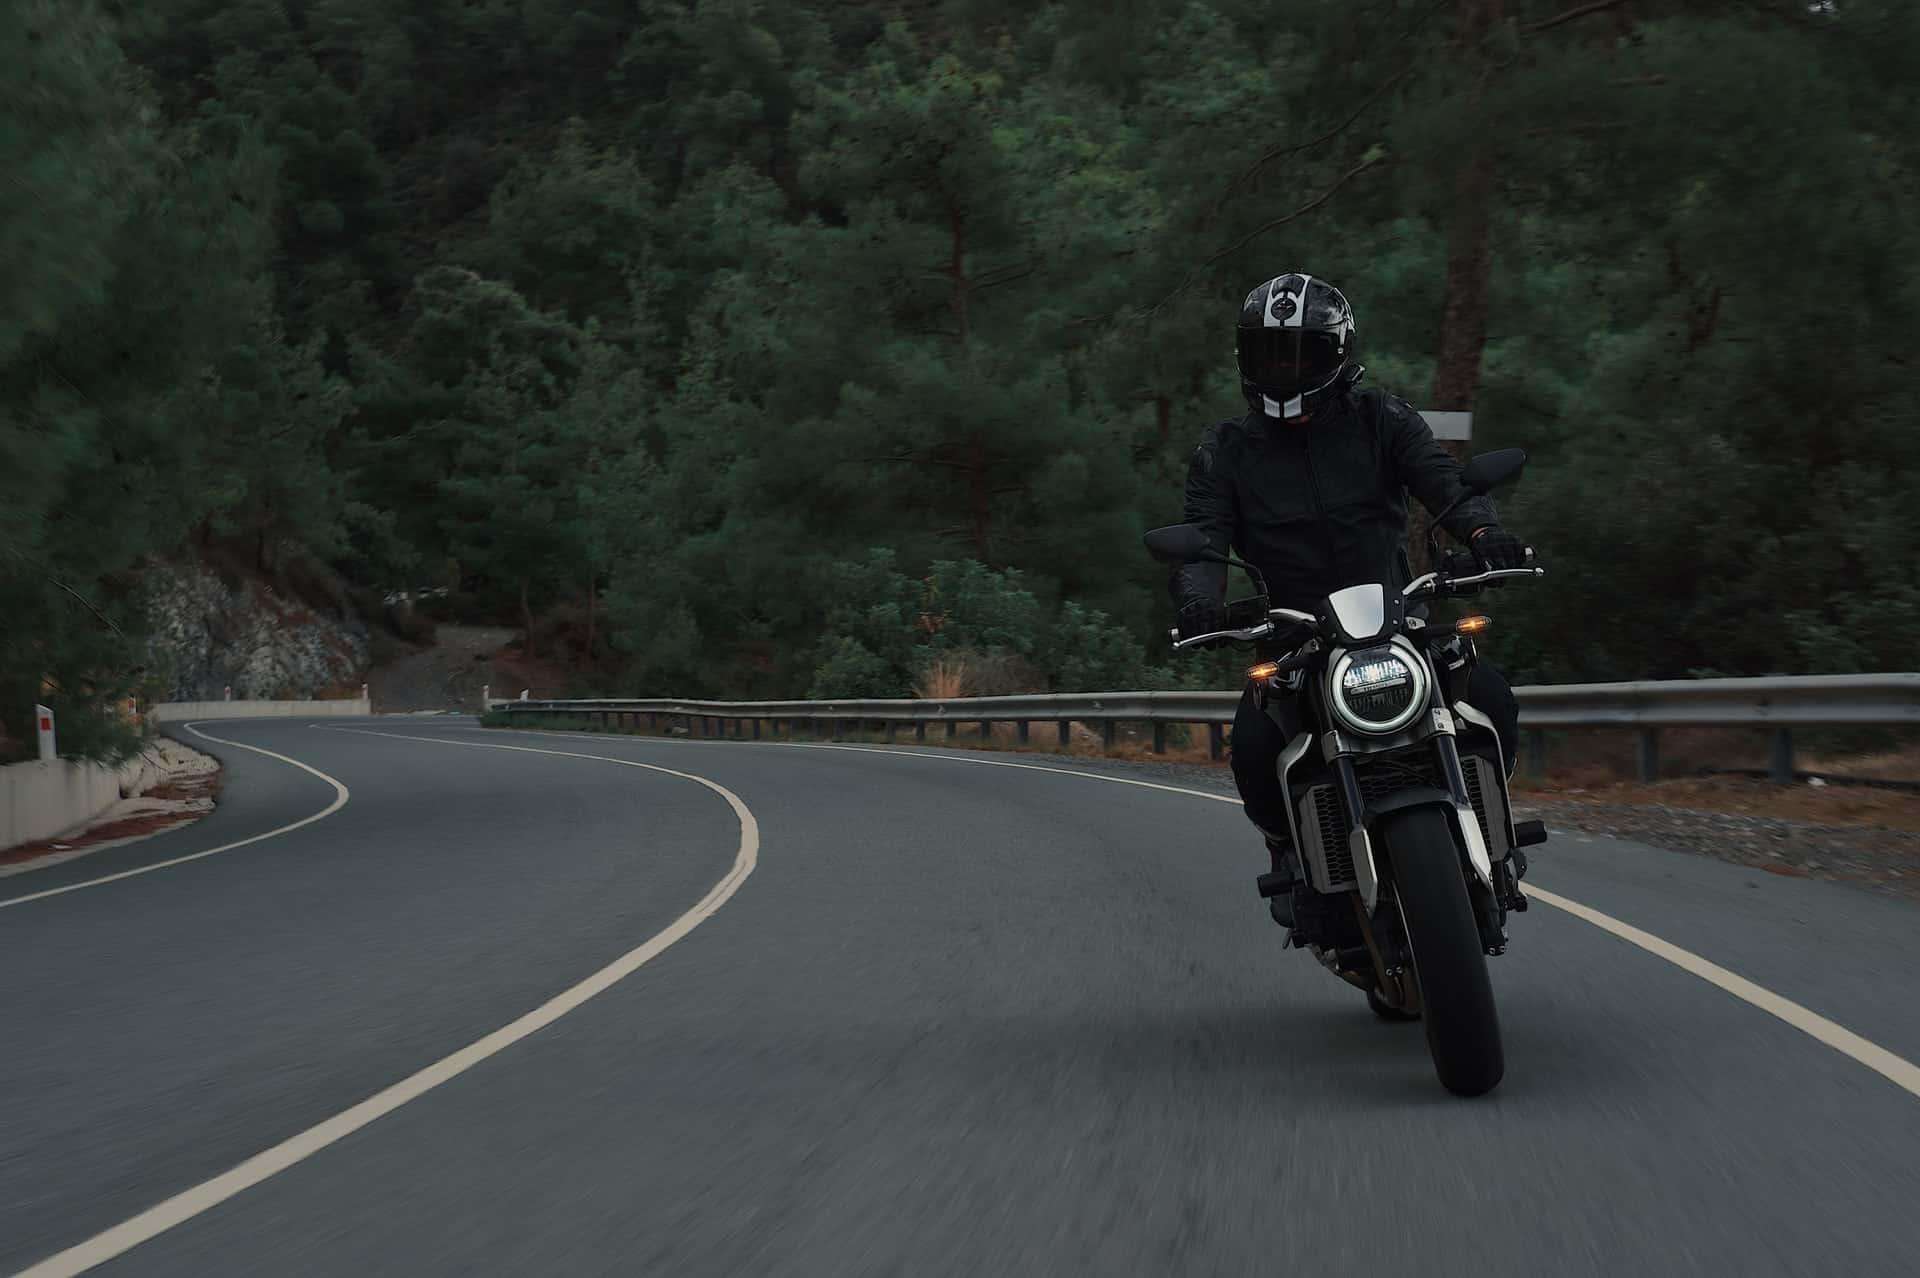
1176;597;1229;641
1470;526;1530;572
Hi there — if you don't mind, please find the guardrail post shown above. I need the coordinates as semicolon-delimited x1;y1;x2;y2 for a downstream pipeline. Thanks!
753;718;762;740
1058;721;1070;748
946;721;957;741
884;722;895;743
978;720;991;742
1152;722;1166;754
1100;721;1116;750
1637;728;1659;782
1208;724;1224;760
1017;721;1029;744
1524;728;1547;779
915;721;927;743
1769;727;1795;784
831;718;843;742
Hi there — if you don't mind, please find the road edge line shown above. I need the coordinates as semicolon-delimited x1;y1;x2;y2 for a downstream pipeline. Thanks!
0;723;349;910
12;731;760;1278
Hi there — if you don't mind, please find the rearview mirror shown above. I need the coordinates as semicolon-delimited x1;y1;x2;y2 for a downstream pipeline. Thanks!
1142;524;1220;566
1461;447;1528;495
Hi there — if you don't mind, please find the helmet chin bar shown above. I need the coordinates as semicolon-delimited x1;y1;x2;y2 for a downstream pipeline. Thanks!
1252;363;1366;421
1262;393;1306;420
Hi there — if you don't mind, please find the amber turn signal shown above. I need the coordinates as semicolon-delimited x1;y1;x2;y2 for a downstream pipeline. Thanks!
1246;661;1283;681
1456;615;1492;635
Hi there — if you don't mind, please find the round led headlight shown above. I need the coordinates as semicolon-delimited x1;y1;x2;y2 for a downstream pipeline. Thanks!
1329;640;1428;735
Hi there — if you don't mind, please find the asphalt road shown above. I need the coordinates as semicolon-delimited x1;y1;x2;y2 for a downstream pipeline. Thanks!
3;716;1918;1276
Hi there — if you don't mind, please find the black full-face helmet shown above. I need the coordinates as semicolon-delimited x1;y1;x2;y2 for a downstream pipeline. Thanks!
1236;272;1360;420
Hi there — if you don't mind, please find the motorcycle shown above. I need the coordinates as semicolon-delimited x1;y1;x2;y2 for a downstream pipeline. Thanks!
1144;447;1546;1097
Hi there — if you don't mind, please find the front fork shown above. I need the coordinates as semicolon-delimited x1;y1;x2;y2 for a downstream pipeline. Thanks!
1330;725;1508;953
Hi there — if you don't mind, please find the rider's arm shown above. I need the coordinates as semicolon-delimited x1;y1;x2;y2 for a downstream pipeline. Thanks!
1382;395;1498;540
1169;425;1239;615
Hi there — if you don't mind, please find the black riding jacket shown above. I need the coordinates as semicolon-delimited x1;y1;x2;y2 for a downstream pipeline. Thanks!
1170;385;1499;616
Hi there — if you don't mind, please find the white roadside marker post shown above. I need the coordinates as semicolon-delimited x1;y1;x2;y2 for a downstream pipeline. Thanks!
35;703;56;761
1420;410;1473;442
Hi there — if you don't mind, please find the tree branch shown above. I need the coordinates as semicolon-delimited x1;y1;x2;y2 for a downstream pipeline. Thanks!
971;266;1040;295
0;542;125;637
1222;66;1413;202
1206;156;1391;266
1519;0;1633;35
867;454;976;472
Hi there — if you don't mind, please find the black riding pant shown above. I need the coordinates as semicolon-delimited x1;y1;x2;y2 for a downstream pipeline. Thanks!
1229;661;1520;843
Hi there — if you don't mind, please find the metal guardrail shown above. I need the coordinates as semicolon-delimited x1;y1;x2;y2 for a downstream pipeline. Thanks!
487;673;1920;782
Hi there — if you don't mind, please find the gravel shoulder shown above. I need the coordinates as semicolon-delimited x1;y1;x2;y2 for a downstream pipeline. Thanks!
1514;793;1920;902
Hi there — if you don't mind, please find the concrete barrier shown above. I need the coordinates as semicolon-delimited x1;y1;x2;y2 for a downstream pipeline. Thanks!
1;754;156;851
151;697;371;722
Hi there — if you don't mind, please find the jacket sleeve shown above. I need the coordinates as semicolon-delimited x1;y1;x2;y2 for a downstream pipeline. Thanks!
1382;395;1498;540
1168;426;1237;611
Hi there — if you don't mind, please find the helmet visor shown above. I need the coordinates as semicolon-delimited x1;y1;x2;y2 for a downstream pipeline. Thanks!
1236;328;1347;400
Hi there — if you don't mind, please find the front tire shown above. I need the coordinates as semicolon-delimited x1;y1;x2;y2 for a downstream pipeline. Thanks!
1380;808;1504;1096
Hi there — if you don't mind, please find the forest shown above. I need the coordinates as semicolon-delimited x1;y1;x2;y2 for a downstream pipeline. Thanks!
4;0;1917;758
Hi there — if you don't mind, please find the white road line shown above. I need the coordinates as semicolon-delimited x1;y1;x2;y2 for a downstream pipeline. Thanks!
0;723;349;910
434;722;1920;1102
1525;885;1920;1099
13;732;760;1278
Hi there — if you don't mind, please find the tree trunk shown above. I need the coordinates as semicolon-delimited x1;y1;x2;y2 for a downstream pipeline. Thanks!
967;432;990;561
520;578;535;658
1413;0;1505;573
1428;142;1495;415
951;200;991;560
949;201;970;353
584;575;597;657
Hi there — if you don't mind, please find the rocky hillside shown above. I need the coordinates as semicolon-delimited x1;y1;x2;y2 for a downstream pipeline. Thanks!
143;559;369;702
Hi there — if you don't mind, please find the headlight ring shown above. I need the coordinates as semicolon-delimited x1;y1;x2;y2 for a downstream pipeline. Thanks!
1329;640;1428;735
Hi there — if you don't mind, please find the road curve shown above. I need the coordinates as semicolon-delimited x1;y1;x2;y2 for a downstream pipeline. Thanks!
3;717;1917;1276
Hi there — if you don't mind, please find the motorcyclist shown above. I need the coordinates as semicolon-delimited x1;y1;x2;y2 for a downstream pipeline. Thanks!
1169;272;1530;927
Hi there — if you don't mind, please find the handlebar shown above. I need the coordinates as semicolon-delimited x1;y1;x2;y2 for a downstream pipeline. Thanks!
1170;569;1545;652
1402;565;1545;600
1167;606;1320;651
1169;622;1274;651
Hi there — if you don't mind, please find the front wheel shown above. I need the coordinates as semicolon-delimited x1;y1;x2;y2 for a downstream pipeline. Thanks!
1380;807;1504;1096
1366;987;1421;1021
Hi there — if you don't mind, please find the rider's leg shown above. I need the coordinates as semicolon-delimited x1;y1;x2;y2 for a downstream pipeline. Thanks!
1465;660;1520;777
1230;687;1302;925
1230;685;1294;844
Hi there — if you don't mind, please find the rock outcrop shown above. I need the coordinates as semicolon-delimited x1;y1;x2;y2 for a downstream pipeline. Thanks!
144;559;369;701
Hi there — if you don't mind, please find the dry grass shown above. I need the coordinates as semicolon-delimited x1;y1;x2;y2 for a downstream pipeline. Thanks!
916;655;972;701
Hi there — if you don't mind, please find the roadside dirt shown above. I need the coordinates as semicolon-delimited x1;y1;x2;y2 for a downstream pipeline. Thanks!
367;625;518;712
1514;771;1920;833
0;738;222;872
